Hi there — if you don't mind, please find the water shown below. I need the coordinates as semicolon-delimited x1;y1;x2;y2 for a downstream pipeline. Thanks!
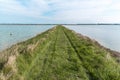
0;25;120;52
66;25;120;52
0;25;53;51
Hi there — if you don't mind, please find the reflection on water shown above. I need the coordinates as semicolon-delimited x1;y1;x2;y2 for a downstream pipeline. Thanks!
0;25;120;52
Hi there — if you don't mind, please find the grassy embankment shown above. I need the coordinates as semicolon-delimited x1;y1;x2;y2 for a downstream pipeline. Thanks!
0;25;120;80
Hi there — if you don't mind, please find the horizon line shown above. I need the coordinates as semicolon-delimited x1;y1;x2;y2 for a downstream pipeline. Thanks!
0;23;120;25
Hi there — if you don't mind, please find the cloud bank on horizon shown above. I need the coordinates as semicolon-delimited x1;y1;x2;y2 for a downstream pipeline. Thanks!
0;0;120;23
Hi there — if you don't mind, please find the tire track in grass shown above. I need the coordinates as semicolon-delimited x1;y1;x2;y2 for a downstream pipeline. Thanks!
42;30;58;67
61;30;80;79
61;30;74;61
50;28;59;64
46;27;87;79
29;29;59;80
63;28;104;80
37;27;70;79
63;29;83;61
22;28;60;79
63;28;89;80
49;27;87;79
62;27;120;80
48;28;72;79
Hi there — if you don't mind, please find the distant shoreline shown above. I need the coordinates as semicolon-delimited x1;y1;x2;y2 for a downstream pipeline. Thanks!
0;24;120;25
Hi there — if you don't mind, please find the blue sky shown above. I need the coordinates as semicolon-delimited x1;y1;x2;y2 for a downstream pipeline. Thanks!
0;0;120;24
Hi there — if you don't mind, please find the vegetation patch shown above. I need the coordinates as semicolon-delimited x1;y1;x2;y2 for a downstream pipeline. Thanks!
0;25;120;80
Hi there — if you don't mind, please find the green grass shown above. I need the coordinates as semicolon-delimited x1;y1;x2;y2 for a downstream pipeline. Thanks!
0;25;120;80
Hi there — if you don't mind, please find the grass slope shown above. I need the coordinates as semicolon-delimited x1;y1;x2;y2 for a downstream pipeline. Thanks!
0;25;120;80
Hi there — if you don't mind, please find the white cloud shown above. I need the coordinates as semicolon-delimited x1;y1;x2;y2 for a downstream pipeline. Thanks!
47;0;112;23
0;0;120;23
0;0;50;18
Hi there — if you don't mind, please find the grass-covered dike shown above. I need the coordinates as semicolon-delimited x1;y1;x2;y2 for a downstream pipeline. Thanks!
0;25;120;80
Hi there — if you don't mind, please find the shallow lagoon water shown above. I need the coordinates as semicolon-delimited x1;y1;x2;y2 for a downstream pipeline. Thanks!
66;25;120;52
0;25;53;51
0;25;120;52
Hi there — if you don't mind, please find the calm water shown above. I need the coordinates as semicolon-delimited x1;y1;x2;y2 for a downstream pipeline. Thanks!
0;25;120;52
0;25;53;51
66;25;120;52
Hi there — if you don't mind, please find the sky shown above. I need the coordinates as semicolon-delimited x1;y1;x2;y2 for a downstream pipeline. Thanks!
0;0;120;24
